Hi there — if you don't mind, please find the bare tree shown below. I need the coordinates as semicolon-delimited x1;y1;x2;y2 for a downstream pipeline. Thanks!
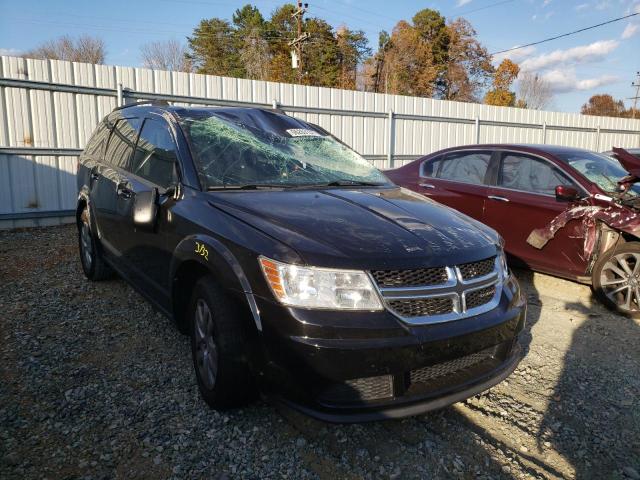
516;71;554;110
23;35;105;63
239;29;270;80
140;39;192;72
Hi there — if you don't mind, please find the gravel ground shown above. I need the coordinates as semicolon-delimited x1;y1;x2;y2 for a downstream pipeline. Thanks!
1;224;639;480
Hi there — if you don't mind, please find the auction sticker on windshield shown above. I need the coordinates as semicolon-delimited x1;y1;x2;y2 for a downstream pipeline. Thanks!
286;129;322;137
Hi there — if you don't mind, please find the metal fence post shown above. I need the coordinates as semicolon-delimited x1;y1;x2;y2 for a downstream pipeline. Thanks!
475;117;480;144
387;110;395;168
116;83;123;107
595;125;601;151
272;99;279;110
542;122;547;144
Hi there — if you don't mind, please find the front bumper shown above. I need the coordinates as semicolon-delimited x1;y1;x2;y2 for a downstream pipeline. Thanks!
279;343;522;422
253;275;526;422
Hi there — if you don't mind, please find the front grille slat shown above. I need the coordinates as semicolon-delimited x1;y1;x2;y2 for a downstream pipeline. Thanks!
466;286;496;310
370;267;448;288
458;257;496;281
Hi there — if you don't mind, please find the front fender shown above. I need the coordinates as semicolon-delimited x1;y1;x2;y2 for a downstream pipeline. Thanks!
170;234;262;331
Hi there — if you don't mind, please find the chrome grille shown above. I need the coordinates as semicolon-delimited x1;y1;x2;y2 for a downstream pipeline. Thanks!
388;297;454;317
466;286;496;310
370;267;448;288
373;256;502;325
458;257;496;281
410;348;495;384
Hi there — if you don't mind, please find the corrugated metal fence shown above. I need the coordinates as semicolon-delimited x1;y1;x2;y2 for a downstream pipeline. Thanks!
1;54;639;229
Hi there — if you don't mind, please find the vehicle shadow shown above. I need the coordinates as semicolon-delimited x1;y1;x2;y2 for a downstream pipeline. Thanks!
536;297;640;479
276;267;549;478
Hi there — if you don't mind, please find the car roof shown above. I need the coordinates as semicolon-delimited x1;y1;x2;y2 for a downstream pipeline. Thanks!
430;143;601;157
114;104;326;138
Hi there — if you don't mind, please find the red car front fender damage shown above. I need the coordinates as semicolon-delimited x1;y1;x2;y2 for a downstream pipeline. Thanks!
526;201;640;265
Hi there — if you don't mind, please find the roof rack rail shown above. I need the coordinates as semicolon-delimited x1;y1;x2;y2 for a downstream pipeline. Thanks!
112;100;170;112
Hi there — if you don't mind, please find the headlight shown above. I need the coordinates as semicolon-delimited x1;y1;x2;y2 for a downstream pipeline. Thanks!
259;256;383;310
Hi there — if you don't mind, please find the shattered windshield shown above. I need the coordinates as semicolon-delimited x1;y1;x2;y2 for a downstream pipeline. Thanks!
179;114;390;189
556;151;640;196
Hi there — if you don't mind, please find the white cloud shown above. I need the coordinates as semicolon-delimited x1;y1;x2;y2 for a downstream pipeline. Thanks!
541;68;619;93
622;23;639;39
0;48;21;57
575;3;589;10
542;0;552;6
457;0;472;5
595;0;611;9
520;39;619;71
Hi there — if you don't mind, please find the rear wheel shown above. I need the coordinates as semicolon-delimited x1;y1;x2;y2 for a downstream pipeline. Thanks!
78;206;113;281
189;276;255;409
592;242;640;317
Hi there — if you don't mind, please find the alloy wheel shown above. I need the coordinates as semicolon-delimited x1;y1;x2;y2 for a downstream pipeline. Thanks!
194;298;218;390
599;252;640;313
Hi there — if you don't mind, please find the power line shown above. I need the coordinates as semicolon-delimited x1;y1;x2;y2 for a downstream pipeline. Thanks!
490;12;639;55
457;0;517;16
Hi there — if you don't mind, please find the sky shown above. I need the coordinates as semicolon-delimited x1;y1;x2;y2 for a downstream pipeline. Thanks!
0;0;638;113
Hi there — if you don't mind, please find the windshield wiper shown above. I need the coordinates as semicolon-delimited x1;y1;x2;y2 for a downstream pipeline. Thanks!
207;184;293;191
322;180;386;187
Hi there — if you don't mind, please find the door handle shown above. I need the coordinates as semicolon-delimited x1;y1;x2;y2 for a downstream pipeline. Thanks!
117;182;133;199
419;182;436;189
487;195;509;202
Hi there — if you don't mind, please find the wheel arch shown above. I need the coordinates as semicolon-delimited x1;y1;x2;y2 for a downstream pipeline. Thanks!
170;235;262;334
76;191;90;227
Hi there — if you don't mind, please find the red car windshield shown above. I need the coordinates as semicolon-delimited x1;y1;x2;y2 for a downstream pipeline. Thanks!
555;151;640;196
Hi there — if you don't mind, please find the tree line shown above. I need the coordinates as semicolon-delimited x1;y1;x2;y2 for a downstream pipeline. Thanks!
15;3;637;117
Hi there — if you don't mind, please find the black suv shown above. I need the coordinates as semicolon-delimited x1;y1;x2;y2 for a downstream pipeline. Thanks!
76;104;526;422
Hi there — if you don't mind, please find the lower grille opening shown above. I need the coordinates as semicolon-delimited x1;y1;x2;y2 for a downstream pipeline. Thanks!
409;348;495;384
388;297;454;317
318;375;393;404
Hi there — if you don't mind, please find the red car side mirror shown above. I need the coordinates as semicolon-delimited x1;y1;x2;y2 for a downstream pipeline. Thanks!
555;185;580;202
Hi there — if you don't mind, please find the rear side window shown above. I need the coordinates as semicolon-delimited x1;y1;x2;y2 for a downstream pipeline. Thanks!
130;118;179;188
104;117;142;169
84;122;110;159
499;153;572;195
425;151;491;185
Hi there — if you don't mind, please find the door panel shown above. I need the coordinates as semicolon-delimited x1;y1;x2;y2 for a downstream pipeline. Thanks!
118;117;181;307
91;117;142;261
483;152;588;277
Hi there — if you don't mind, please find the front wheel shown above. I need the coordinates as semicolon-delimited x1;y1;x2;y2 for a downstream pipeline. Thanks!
78;207;113;281
592;242;640;317
189;276;255;409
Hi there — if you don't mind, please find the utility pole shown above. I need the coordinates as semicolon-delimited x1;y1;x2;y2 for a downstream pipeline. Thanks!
630;71;640;119
289;1;310;83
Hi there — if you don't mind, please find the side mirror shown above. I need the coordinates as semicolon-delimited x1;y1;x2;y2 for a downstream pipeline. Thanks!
555;185;580;202
133;187;158;230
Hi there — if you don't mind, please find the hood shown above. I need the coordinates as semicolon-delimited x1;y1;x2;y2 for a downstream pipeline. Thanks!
207;187;500;270
613;147;640;191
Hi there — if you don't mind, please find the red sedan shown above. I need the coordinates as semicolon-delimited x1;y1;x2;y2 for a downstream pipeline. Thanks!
386;144;640;316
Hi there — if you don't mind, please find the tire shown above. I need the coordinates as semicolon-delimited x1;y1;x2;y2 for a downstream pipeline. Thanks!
189;275;255;409
78;206;113;281
592;242;640;318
